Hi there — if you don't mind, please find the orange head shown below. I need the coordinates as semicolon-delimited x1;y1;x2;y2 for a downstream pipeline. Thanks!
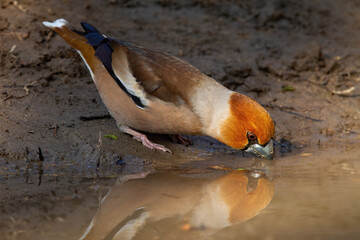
219;93;275;159
217;169;274;224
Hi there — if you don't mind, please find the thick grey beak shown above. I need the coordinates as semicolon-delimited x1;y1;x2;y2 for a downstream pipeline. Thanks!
245;139;274;160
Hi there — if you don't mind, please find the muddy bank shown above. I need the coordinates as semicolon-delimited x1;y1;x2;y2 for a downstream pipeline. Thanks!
1;0;360;239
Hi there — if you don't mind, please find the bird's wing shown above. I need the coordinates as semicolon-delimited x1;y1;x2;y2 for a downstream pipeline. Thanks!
81;21;209;109
110;40;206;106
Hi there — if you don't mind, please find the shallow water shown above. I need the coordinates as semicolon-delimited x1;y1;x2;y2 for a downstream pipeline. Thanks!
2;144;360;240
210;148;360;240
77;147;360;240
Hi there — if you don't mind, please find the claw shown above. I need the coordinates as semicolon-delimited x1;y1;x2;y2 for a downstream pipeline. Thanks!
169;135;193;146
135;135;172;153
120;125;172;153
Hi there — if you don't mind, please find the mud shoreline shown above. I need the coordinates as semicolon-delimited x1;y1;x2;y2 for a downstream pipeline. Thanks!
1;0;360;239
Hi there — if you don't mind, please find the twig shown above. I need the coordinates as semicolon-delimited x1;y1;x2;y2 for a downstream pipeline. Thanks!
9;45;16;53
263;103;296;111
308;80;360;98
37;148;44;186
79;114;112;121
284;110;323;122
1;32;29;41
95;131;103;180
38;147;44;161
1;81;37;102
332;87;355;95
331;87;360;97
48;123;59;137
263;103;323;122
13;0;27;13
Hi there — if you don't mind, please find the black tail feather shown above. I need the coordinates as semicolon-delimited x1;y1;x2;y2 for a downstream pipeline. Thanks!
81;22;100;33
81;22;106;48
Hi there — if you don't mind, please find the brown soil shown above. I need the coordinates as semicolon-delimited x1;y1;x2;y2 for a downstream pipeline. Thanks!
0;0;360;239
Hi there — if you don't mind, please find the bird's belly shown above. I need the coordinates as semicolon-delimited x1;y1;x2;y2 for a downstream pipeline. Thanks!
93;72;203;135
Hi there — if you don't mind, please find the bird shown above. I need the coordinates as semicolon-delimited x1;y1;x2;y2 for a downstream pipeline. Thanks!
42;19;275;159
78;169;274;240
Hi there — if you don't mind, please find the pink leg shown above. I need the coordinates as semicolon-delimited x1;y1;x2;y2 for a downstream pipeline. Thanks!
169;135;193;146
119;125;172;153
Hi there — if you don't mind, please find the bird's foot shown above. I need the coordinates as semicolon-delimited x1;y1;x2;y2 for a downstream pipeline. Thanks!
169;134;193;146
120;125;172;153
134;134;172;153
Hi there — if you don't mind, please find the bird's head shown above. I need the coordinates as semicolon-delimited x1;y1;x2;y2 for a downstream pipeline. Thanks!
218;93;275;159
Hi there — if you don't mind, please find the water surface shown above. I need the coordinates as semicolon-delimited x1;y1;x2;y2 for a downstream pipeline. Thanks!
2;145;360;240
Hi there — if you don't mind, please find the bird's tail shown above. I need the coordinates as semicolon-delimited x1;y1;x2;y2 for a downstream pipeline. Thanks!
42;19;90;52
42;19;103;78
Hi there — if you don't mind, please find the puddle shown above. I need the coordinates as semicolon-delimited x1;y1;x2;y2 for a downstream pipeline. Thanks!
1;145;360;240
79;169;273;240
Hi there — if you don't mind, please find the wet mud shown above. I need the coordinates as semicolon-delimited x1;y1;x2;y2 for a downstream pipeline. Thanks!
1;0;360;239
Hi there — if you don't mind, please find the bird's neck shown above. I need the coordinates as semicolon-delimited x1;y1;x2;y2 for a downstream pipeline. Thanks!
189;181;231;229
190;79;233;139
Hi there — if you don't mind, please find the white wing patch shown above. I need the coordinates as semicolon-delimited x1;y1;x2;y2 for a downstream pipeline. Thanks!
112;50;148;107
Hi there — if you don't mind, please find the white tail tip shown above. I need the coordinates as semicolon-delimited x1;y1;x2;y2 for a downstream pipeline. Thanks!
42;18;69;29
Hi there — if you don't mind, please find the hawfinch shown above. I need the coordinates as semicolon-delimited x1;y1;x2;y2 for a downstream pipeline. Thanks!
42;19;275;159
79;169;274;240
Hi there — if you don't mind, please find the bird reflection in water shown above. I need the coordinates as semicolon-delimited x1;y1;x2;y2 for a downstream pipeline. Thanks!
80;167;274;240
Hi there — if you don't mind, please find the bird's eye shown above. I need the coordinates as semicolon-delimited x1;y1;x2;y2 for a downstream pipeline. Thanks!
247;132;257;142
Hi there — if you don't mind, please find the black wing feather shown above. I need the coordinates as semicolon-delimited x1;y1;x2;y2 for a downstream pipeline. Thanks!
80;22;145;108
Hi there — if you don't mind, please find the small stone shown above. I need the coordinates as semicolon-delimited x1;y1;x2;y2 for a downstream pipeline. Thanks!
115;156;125;166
